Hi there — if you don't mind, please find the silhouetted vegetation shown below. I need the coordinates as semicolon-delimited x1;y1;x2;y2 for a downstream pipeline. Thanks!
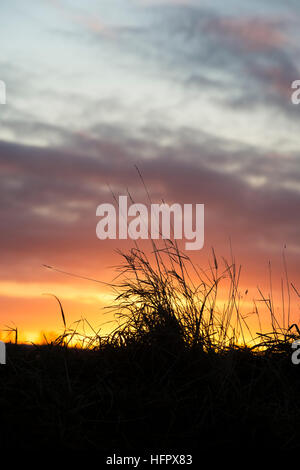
1;242;299;454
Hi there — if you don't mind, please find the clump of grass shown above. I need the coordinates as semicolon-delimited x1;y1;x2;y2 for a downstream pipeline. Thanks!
109;241;247;350
104;240;299;357
40;239;299;356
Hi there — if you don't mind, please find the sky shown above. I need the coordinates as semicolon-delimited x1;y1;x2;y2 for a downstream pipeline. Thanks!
1;0;300;343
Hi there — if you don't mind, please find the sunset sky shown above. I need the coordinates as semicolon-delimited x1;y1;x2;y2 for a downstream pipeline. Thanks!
1;0;300;343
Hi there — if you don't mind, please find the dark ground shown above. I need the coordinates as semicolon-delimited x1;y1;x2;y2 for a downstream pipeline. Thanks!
0;340;299;459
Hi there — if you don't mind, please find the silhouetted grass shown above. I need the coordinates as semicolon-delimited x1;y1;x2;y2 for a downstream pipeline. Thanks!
0;242;299;454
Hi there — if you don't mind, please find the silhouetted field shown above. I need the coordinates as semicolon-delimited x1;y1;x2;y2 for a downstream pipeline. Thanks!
1;339;300;453
1;242;299;455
